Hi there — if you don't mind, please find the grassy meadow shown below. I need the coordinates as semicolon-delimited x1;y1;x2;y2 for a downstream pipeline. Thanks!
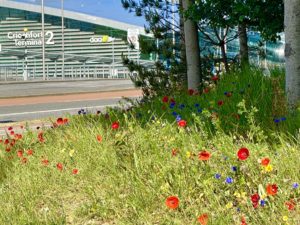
0;68;300;225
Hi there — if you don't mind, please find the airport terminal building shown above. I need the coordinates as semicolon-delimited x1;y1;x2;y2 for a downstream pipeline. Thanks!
0;0;152;81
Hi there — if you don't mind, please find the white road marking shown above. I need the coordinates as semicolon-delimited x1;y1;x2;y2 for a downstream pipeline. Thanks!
0;104;118;117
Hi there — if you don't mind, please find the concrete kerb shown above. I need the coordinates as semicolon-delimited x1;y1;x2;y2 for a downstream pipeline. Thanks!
0;78;131;85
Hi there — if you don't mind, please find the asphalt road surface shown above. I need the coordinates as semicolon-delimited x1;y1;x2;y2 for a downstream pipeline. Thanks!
0;89;141;123
0;79;135;98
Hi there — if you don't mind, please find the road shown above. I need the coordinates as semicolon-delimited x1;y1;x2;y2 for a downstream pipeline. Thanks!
0;80;142;138
0;89;141;122
0;79;134;98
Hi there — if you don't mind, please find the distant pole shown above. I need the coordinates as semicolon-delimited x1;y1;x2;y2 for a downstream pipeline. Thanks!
172;0;176;56
41;0;46;80
61;0;65;80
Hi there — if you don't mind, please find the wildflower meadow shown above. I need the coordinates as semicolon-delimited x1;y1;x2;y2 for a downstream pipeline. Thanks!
0;68;300;225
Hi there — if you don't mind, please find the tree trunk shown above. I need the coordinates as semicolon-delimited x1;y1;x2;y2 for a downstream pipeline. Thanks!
179;0;187;82
182;0;202;90
285;0;300;108
238;23;249;67
220;42;229;73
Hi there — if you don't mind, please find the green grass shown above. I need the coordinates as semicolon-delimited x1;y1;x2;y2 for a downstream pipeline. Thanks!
0;67;299;225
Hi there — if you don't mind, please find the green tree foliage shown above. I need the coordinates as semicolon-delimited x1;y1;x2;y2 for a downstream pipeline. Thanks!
121;0;187;97
186;0;283;67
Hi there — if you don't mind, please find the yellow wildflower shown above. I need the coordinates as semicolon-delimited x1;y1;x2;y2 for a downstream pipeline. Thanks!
186;151;191;158
69;149;75;157
225;202;233;209
282;216;288;222
265;164;273;172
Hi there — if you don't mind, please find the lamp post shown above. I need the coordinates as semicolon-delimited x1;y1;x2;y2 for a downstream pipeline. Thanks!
41;0;46;80
61;0;65;80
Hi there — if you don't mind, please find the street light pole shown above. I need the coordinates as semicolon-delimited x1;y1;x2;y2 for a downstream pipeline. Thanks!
41;0;46;80
61;0;65;80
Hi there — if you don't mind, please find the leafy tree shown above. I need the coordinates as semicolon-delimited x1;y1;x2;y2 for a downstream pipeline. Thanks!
122;0;204;95
186;0;284;68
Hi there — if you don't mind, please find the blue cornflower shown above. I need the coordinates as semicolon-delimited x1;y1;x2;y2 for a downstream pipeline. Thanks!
179;104;185;109
293;183;299;189
172;111;178;116
281;117;287;121
151;116;156;121
231;166;237;172
274;118;280;123
169;102;176;109
225;177;233;184
194;103;200;108
197;108;203;113
236;207;240;212
78;110;82;115
260;200;266;206
214;173;221;179
224;92;228;95
176;115;182;122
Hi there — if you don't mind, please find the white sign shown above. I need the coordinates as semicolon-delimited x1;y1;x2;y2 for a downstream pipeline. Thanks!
7;31;55;46
127;28;140;50
90;35;115;43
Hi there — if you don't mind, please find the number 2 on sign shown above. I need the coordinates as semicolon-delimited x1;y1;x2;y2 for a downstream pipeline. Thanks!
45;31;55;45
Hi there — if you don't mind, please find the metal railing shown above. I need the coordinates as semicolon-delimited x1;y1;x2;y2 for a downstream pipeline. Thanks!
0;64;132;82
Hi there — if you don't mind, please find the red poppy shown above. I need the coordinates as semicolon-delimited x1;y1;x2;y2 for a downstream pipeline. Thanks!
10;139;16;147
251;193;260;208
14;134;23;140
17;150;23;158
171;148;178;156
63;118;69;124
188;89;195;96
261;158;270;166
21;157;28;164
165;196;179;209
0;140;2;143
211;75;219;81
72;169;79;175
177;120;187;127
162;96;169;103
198;213;208;225
203;88;210;94
237;147;249;160
57;118;64;125
266;184;278;195
42;159;49;166
57;163;63;171
217;100;224;106
241;216;247;225
8;126;13;131
4;139;9;145
38;132;45;143
285;200;296;211
111;121;120;130
170;98;176;104
10;131;15;135
97;135;102;142
5;147;11;152
20;125;24;129
27;149;33;156
198;151;211;161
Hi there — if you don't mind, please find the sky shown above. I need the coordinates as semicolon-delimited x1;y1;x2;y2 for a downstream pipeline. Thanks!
12;0;146;26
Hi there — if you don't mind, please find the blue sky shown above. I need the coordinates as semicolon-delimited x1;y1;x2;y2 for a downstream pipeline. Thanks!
12;0;146;26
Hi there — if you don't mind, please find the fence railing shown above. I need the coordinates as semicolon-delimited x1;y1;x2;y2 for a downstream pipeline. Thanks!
0;65;133;82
